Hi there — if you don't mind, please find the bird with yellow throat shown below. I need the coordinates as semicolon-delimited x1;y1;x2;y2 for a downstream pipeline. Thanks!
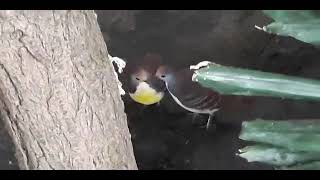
120;53;166;107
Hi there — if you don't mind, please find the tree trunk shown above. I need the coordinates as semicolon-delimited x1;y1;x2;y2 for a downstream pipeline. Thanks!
0;10;137;170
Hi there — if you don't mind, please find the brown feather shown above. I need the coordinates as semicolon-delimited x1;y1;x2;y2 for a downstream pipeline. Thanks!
167;68;221;113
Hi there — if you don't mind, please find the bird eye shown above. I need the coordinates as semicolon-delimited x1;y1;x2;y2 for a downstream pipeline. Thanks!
135;77;140;81
161;75;166;78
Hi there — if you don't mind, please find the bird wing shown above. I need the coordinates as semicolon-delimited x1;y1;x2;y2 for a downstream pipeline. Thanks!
170;68;221;111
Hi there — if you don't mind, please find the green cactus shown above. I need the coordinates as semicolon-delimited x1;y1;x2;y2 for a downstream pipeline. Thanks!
237;144;320;167
239;119;320;152
238;119;320;170
259;10;320;46
192;62;320;101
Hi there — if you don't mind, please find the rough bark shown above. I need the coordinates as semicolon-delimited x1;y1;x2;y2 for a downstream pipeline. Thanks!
0;10;137;170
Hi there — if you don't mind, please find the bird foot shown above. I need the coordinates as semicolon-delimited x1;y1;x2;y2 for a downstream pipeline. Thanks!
199;123;216;131
207;123;217;132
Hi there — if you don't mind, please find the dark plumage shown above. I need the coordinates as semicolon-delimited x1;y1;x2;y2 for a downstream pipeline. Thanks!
120;53;166;105
156;65;221;130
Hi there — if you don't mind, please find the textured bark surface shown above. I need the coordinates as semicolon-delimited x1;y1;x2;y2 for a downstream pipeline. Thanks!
0;10;137;170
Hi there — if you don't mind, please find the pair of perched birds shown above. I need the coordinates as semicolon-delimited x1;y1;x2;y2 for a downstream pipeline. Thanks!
121;53;221;130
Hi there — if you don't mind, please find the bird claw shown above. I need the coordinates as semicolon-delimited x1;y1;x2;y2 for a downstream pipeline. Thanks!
207;123;217;132
199;123;216;130
189;113;217;132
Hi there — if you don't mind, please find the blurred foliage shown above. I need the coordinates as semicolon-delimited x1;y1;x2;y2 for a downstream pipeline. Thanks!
260;10;320;46
238;119;320;170
193;63;320;101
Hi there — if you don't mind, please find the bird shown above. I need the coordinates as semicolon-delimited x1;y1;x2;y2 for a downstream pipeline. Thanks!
155;65;221;130
120;53;166;106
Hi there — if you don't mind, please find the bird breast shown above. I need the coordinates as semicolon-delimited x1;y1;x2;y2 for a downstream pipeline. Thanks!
129;82;164;105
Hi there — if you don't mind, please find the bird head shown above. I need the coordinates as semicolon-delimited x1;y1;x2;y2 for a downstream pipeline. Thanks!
155;65;176;83
126;53;166;105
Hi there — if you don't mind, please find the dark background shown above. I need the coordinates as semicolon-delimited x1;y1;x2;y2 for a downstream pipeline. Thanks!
95;10;320;170
1;10;320;170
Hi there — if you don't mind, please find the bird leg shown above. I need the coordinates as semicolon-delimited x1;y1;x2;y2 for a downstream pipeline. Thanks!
199;113;216;131
206;114;215;131
206;113;217;131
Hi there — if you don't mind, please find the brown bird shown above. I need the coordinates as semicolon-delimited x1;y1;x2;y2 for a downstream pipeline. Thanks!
156;65;221;130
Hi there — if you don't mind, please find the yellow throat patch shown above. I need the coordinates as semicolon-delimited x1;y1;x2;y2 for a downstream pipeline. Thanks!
129;82;164;105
